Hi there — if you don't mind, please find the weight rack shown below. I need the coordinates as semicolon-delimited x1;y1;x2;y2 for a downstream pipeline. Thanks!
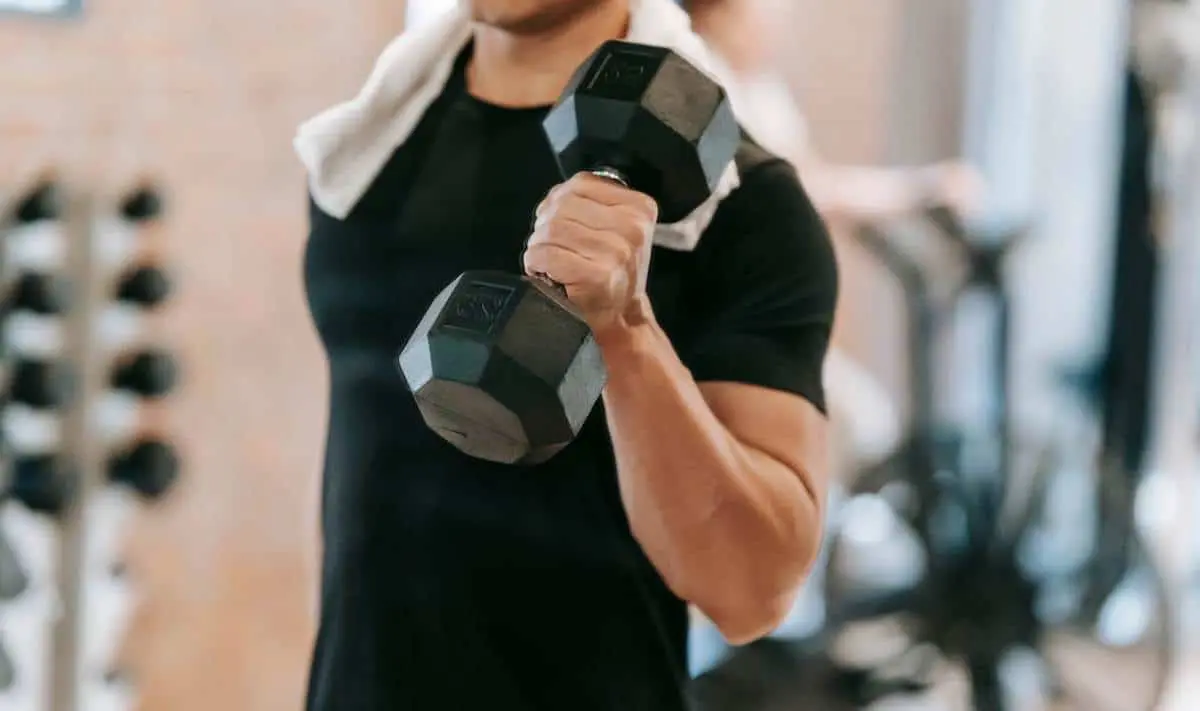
0;178;179;711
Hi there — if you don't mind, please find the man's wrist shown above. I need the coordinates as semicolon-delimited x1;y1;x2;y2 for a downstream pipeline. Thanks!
594;296;661;361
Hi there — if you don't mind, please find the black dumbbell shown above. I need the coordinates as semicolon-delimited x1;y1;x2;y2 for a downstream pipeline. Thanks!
6;456;75;516
108;439;180;501
119;185;163;223
12;179;62;224
115;264;172;308
398;40;739;465
7;272;70;315
8;360;74;409
111;349;178;398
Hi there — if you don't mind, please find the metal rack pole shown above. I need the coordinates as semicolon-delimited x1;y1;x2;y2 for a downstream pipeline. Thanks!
48;186;107;711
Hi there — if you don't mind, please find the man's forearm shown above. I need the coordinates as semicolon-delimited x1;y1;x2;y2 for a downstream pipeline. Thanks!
597;316;823;643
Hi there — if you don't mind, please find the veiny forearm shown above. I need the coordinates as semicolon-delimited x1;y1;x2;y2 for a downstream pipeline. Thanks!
597;318;823;642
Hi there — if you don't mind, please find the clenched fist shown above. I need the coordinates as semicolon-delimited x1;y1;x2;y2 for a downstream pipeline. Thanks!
524;173;658;338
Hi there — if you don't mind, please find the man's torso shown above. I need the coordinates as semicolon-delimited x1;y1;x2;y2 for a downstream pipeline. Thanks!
299;50;761;711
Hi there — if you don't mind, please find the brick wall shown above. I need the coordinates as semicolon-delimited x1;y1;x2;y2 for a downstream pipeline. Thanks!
0;2;403;709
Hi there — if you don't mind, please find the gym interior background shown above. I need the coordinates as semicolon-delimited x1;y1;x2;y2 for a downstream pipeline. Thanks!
1;0;1198;709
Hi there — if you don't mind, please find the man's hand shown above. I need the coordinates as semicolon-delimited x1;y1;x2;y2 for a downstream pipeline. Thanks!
524;173;658;339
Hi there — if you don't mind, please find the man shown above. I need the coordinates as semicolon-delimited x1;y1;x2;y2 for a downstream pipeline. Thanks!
295;0;835;708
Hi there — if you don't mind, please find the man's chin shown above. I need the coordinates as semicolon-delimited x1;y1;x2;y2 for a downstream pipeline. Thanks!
471;11;561;34
470;1;596;35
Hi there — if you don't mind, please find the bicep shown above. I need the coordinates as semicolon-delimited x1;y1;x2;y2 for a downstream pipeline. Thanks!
699;381;829;506
683;160;836;501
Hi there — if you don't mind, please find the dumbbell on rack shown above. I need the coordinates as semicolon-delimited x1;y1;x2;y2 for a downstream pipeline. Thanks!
1;177;78;521
0;177;183;711
0;176;76;711
100;255;180;503
76;182;178;711
2;182;181;507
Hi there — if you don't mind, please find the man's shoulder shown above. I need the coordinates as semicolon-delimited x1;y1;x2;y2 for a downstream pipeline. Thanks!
732;131;781;176
700;133;827;259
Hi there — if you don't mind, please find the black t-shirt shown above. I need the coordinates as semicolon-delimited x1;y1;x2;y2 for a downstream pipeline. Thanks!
302;49;837;711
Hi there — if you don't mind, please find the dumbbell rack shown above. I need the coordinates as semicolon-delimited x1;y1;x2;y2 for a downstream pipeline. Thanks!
0;177;178;711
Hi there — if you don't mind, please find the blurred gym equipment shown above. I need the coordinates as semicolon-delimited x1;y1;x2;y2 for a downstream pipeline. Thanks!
109;350;177;400
113;265;170;309
108;439;179;502
1132;0;1200;622
10;180;61;226
0;176;181;711
821;212;1173;711
0;633;14;692
692;208;1175;711
2;457;75;518
8;360;74;410
0;525;28;601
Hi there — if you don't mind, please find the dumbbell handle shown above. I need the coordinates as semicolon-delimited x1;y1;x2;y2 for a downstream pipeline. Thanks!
528;166;631;295
589;166;629;188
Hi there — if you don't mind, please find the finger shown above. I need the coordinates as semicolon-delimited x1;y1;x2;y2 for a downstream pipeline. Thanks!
527;218;635;265
534;180;571;220
533;192;647;237
571;173;659;215
522;243;605;287
540;173;657;217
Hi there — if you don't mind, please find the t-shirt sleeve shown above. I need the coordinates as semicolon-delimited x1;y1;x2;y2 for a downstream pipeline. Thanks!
679;159;838;414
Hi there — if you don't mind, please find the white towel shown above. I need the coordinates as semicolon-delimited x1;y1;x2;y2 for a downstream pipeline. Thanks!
293;0;754;252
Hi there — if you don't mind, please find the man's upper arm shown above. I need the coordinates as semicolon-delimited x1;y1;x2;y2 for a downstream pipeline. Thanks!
682;158;838;494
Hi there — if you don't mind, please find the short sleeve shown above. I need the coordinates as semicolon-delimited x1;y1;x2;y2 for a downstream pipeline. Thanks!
680;159;838;414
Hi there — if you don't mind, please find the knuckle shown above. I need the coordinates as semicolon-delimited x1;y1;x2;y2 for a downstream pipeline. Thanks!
544;181;574;207
525;225;550;247
521;243;543;264
618;210;651;246
556;191;584;215
544;220;574;244
635;193;659;219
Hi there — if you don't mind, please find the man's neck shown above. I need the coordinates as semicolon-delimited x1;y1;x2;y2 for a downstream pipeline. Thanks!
467;1;630;108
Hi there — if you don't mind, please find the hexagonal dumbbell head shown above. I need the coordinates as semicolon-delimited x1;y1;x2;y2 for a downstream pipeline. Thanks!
109;439;180;501
543;40;740;224
398;271;606;465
